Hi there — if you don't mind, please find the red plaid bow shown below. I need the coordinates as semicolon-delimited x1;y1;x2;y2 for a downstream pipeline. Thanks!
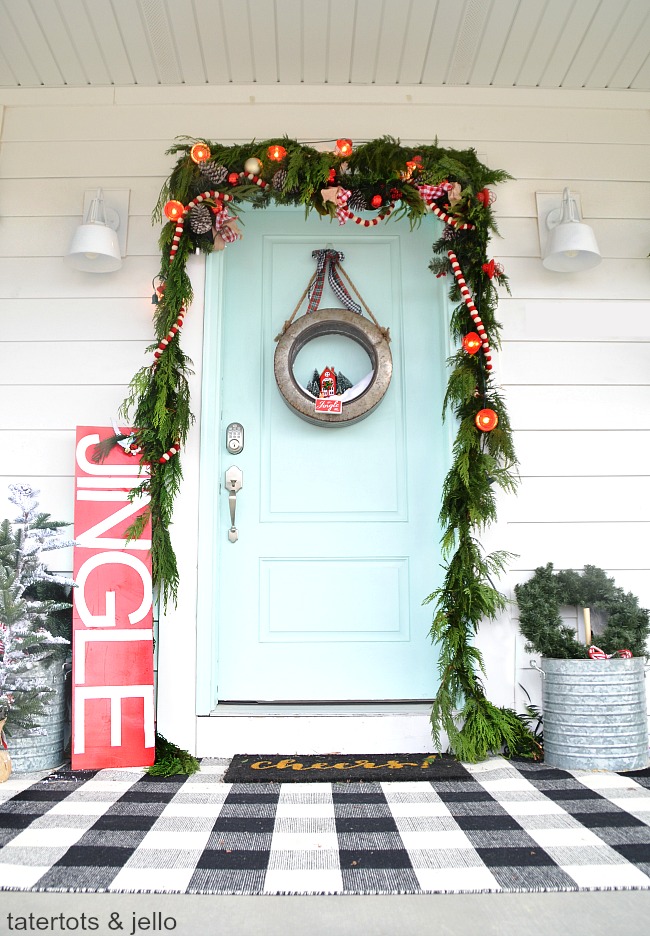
335;188;351;225
417;182;452;205
213;206;240;244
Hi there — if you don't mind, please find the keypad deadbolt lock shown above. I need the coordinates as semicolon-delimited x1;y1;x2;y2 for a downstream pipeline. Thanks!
226;422;244;454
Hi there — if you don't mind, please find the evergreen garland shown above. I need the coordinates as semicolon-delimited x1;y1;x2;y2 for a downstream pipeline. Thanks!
515;563;650;659
146;732;200;777
122;135;532;762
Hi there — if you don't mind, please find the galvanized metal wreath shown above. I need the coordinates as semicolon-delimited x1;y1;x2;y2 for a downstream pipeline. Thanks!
515;564;650;660
121;135;529;761
274;308;393;427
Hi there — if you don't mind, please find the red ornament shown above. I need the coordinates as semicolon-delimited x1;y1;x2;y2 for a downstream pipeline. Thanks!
328;168;337;183
371;194;383;209
228;172;240;186
164;200;185;221
267;144;287;162
477;188;496;208
482;259;504;279
335;138;353;157
462;332;482;354
190;142;210;163
475;408;499;432
390;188;401;201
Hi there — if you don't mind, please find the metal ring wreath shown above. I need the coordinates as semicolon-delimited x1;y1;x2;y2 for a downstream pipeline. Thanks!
120;135;528;762
274;308;393;426
515;564;650;660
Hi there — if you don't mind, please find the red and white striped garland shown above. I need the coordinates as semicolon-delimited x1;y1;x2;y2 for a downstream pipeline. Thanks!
430;204;475;230
238;171;269;189
158;176;473;464
159;441;181;464
161;186;243;462
341;202;396;227
447;250;493;372
153;307;186;363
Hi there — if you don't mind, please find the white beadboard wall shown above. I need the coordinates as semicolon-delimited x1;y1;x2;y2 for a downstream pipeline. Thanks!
1;85;649;751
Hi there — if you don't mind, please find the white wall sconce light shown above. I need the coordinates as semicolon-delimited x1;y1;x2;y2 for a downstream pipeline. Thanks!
65;188;129;272
536;188;601;273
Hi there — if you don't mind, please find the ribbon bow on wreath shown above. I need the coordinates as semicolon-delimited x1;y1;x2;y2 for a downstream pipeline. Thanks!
212;205;242;251
307;249;362;315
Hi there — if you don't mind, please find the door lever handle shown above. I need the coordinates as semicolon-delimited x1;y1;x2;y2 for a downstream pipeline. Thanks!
225;466;243;542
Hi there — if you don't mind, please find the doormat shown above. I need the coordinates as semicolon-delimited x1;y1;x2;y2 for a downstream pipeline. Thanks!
222;753;472;783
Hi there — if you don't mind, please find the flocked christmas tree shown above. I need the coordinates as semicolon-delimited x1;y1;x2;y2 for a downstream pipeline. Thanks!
0;485;72;735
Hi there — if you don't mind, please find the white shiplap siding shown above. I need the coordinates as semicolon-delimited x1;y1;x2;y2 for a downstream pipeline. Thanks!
0;84;648;747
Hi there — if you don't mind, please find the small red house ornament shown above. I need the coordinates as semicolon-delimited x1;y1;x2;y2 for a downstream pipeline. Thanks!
319;366;337;397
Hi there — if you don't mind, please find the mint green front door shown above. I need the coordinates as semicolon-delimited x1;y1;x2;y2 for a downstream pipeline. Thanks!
207;209;448;702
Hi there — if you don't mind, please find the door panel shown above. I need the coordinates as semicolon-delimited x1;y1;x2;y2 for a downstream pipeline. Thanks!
209;209;448;702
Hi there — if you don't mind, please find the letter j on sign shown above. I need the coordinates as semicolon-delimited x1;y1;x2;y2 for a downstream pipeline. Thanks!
71;426;155;769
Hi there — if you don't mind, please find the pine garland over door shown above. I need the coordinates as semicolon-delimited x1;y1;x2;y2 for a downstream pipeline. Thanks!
121;135;535;761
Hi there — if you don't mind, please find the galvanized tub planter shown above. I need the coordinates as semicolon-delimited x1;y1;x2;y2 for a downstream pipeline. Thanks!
535;656;649;771
7;659;68;773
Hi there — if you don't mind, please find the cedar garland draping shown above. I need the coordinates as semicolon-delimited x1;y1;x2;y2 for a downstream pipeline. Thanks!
121;135;534;761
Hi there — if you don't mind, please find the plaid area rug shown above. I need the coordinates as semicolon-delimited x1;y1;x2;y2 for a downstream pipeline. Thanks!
1;757;650;895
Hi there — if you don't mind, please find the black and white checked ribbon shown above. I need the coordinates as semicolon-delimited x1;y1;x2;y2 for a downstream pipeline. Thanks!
306;249;362;315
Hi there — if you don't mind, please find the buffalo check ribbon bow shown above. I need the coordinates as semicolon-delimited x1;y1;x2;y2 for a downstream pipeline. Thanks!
416;181;453;205
307;249;362;315
212;205;242;251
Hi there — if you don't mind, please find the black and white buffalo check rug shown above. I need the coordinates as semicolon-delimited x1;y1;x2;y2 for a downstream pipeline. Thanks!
1;756;650;895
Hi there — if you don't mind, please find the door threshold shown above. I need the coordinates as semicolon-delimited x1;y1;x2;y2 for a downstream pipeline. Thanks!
210;702;434;716
197;704;437;756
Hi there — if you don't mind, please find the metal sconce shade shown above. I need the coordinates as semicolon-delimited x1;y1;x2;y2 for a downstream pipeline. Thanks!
542;188;601;273
65;189;122;272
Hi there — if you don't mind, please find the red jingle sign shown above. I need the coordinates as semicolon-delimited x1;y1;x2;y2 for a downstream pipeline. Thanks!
71;426;155;769
315;397;343;414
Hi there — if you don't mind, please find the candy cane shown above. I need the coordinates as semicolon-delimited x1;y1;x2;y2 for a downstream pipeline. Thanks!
448;251;492;372
431;205;475;230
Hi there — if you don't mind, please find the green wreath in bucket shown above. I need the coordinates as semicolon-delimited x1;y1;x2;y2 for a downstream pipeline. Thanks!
514;564;650;660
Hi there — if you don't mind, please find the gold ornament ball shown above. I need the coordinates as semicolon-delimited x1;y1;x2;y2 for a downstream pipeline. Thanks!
244;157;262;175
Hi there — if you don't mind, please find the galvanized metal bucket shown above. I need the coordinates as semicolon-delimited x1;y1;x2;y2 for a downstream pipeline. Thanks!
7;658;68;773
535;656;649;771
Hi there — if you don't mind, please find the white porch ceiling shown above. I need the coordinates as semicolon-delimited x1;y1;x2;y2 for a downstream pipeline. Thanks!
0;0;648;91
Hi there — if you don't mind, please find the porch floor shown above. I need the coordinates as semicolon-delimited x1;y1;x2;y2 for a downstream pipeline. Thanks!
2;756;650;934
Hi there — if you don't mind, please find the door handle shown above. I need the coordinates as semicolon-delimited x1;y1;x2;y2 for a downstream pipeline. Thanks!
225;466;243;542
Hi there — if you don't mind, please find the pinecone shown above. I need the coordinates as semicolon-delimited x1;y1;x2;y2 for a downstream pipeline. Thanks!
442;225;456;241
348;190;367;213
272;169;288;191
188;203;213;235
201;162;228;187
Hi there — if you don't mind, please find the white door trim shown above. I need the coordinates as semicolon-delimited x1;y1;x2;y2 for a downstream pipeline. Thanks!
196;250;225;715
